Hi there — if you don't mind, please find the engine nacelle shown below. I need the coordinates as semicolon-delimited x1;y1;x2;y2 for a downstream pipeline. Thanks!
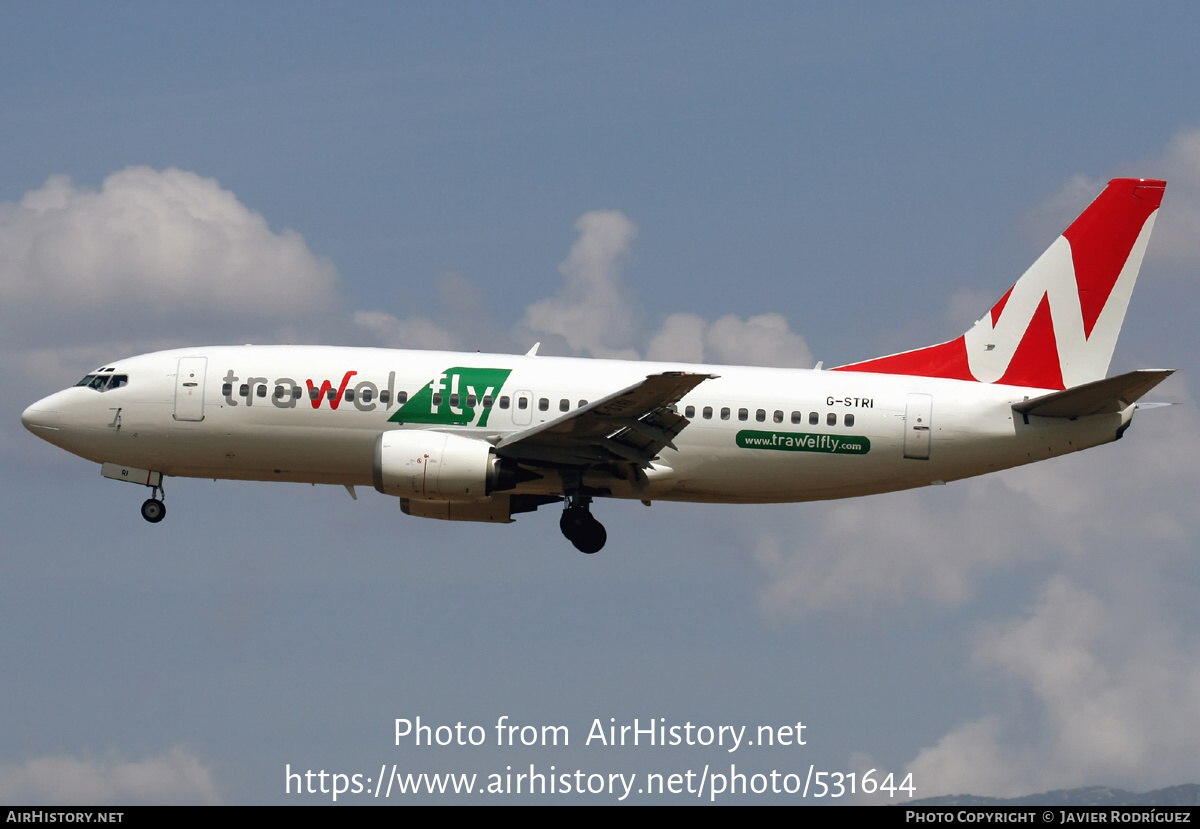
373;430;503;501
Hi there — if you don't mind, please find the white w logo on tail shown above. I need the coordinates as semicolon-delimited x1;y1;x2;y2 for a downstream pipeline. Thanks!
835;178;1164;390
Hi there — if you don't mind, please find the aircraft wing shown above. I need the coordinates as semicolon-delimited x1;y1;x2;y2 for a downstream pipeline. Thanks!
494;371;716;466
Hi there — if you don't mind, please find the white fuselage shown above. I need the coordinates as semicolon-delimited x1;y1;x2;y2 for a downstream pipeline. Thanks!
22;345;1131;505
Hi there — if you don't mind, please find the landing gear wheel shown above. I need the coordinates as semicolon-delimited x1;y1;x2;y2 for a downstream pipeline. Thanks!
141;498;166;523
560;507;607;554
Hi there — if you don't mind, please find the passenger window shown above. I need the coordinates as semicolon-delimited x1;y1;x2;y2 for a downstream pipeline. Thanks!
539;398;549;411
703;406;713;420
578;399;588;408
380;390;390;404
310;388;320;401
809;412;819;425
774;410;783;423
845;413;855;427
361;388;373;403
482;395;493;408
397;391;408;404
449;393;459;408
344;389;354;401
223;383;233;397
467;394;477;407
721;407;730;420
738;408;748;421
827;412;837;426
756;409;766;422
327;389;337;402
432;393;443;406
240;384;250;397
499;396;510;409
274;385;285;399
518;397;528;410
685;405;695;418
791;411;801;424
291;387;301;401
559;398;569;412
257;385;267;398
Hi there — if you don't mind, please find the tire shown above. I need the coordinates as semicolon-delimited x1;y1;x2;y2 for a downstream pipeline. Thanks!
141;498;166;523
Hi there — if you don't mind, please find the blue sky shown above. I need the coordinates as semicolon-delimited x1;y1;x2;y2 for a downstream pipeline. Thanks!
3;2;1200;804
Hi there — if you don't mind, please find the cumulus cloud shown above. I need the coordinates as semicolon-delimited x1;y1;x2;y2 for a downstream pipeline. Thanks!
352;273;510;354
0;746;220;805
353;310;461;352
906;577;1200;798
513;209;813;367
1032;127;1200;265
1132;127;1200;263
0;167;338;312
648;311;813;367
521;210;640;359
752;392;1200;615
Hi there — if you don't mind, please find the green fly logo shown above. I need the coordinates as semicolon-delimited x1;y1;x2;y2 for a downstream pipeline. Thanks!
388;367;512;427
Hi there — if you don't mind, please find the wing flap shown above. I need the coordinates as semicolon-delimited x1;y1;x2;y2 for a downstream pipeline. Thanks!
496;371;715;466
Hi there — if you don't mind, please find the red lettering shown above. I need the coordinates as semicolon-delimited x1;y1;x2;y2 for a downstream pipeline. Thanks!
306;371;358;409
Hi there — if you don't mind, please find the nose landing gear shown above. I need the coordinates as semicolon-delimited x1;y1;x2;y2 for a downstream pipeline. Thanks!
99;464;167;524
560;495;606;554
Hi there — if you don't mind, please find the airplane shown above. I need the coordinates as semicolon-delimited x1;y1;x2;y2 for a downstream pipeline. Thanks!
21;177;1172;554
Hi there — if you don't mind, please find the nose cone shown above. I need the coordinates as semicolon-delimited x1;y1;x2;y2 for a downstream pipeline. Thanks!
21;399;63;435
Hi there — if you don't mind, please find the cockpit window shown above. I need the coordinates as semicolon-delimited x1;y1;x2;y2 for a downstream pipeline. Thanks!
75;373;128;392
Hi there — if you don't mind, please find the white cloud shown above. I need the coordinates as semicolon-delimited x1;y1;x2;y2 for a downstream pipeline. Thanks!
704;313;813;368
906;577;1200;798
752;393;1200;615
521;210;640;359
353;310;461;352
1033;127;1200;265
647;312;813;368
1134;127;1200;263
0;746;220;805
519;212;814;367
0;167;338;313
645;312;706;362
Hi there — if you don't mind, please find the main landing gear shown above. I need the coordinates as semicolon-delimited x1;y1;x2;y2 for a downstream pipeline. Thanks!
140;484;166;524
560;495;606;554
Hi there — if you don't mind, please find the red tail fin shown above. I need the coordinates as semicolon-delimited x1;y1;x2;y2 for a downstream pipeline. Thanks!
833;178;1165;389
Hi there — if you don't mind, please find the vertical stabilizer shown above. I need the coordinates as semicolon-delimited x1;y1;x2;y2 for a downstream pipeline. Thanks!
834;178;1165;389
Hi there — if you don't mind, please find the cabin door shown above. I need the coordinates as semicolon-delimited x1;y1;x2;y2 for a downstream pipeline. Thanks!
173;357;207;422
903;393;932;460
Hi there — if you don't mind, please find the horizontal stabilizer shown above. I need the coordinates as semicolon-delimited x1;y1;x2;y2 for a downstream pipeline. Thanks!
1012;369;1174;418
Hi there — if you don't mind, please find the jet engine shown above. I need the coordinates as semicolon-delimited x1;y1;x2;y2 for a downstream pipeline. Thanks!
372;430;516;501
